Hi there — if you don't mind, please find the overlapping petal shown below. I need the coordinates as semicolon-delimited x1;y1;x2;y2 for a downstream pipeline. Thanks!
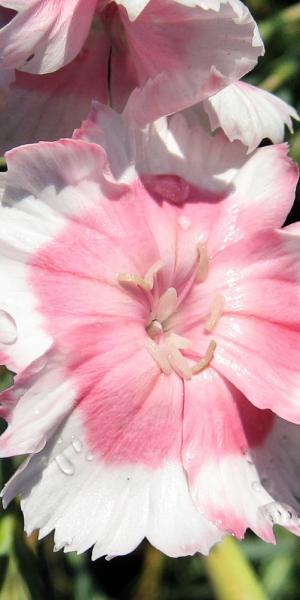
0;31;110;154
0;0;98;73
0;106;299;558
203;81;299;152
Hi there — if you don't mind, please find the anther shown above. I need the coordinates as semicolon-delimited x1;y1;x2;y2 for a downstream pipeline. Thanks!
191;340;217;374
197;243;209;282
117;273;151;291
144;260;164;289
164;340;192;380
204;294;224;332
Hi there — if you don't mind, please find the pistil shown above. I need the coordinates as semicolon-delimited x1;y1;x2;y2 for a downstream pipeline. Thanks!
117;254;220;379
204;294;224;332
197;243;209;282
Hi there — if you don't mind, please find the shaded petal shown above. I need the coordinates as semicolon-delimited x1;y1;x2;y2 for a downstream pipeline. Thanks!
182;370;282;540
251;417;300;537
0;31;110;153
0;0;98;73
118;0;263;122
203;81;299;152
0;351;76;456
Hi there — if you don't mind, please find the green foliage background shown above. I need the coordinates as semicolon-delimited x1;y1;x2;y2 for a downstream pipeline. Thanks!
0;1;300;598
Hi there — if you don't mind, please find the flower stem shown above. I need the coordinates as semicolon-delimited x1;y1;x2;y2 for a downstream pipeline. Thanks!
204;536;268;600
133;545;164;600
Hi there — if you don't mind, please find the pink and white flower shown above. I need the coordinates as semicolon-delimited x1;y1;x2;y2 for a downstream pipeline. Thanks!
0;104;300;558
0;0;263;145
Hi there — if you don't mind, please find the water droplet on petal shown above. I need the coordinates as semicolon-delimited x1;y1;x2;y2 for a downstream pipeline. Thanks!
71;436;82;453
178;215;191;231
57;437;63;446
55;453;74;475
29;355;47;375
251;481;262;493
0;310;17;344
86;453;94;462
259;501;299;527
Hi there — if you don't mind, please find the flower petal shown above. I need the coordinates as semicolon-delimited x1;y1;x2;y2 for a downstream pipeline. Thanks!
0;31;110;153
118;0;263;122
182;370;300;540
212;232;300;422
2;409;223;558
0;351;76;456
203;81;299;152
0;0;98;73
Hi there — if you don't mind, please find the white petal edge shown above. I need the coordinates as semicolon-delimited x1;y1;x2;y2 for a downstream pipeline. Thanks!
203;81;299;153
1;412;223;558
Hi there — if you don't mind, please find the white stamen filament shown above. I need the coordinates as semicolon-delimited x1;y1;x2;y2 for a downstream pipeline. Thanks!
145;339;172;375
164;340;192;380
204;294;224;332
197;243;208;282
191;340;217;374
167;332;191;350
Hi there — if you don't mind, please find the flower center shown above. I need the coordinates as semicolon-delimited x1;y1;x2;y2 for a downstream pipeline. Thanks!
117;244;223;380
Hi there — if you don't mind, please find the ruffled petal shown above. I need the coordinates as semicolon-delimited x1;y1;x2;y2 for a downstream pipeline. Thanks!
0;31;110;153
182;370;300;541
0;351;76;456
0;0;98;73
203;81;299;152
117;0;263;122
1;409;223;558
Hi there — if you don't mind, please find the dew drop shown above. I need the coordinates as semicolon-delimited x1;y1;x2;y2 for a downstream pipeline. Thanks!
29;355;47;375
0;310;17;344
34;408;40;416
57;437;63;446
178;215;191;231
251;481;262;493
55;453;74;475
259;502;298;526
86;453;94;462
71;436;82;453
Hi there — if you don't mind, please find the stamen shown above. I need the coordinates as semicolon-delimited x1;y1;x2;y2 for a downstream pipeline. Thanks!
147;319;163;338
204;294;224;332
197;243;209;282
167;332;191;350
117;260;164;292
156;287;178;323
144;260;164;290
145;339;172;375
191;340;217;374
164;340;192;380
117;273;151;291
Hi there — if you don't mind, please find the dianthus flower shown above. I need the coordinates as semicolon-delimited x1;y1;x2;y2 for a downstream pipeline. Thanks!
0;105;300;558
0;0;265;151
